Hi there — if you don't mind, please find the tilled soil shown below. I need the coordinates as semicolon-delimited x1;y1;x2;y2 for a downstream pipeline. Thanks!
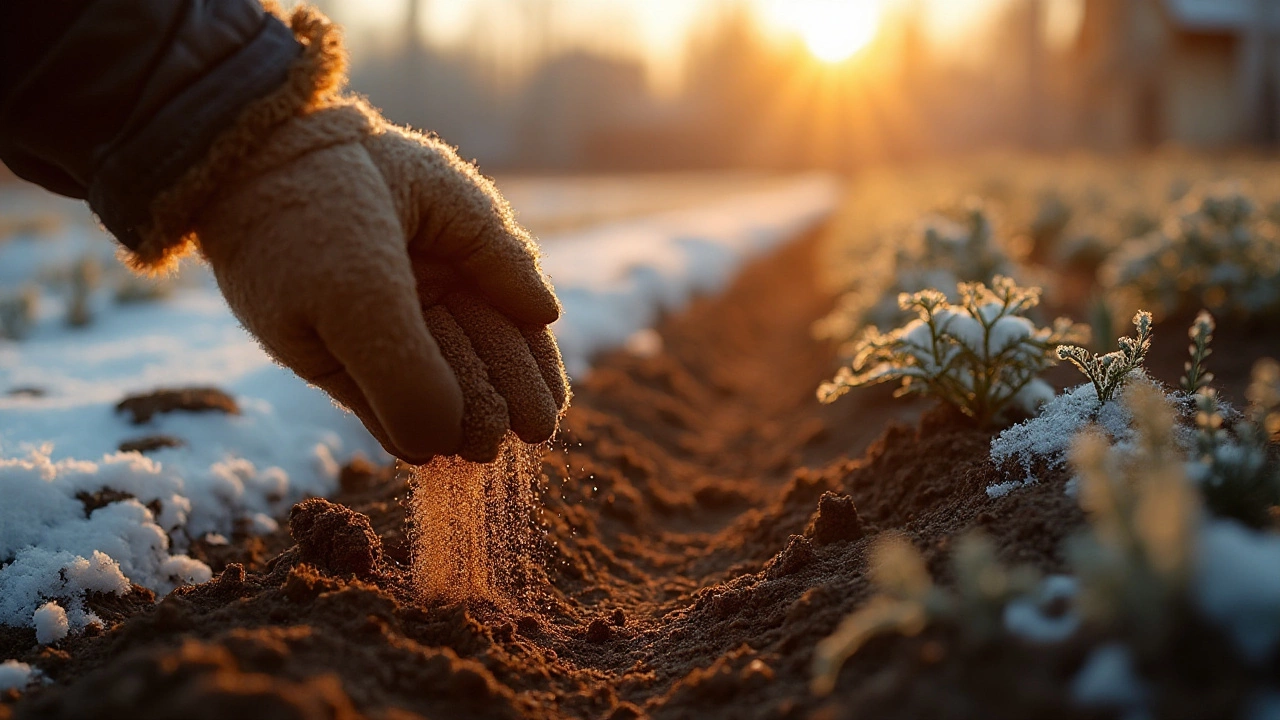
1;232;1268;720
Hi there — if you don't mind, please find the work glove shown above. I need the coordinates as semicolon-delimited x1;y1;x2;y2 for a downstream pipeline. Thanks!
128;7;569;463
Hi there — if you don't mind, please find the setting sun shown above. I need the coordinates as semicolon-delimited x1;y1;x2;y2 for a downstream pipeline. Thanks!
765;0;882;63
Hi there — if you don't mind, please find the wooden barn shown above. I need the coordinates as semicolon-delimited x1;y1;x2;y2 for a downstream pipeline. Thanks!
1074;0;1280;149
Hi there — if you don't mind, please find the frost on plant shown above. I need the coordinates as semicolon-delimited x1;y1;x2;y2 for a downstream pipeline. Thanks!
811;532;1038;695
815;200;1018;344
989;372;1167;485
818;276;1087;426
1057;310;1152;406
1188;361;1280;528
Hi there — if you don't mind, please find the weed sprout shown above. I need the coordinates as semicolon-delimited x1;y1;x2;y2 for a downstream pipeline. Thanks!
1066;383;1197;647
1057;310;1152;406
818;276;1086;426
1179;310;1215;393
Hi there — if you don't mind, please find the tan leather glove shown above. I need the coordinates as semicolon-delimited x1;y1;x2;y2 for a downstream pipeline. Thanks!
125;7;568;463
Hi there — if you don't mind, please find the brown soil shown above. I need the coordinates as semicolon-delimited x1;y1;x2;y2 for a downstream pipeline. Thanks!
2;231;1269;720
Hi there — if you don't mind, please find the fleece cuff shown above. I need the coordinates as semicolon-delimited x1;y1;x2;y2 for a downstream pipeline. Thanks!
120;4;349;272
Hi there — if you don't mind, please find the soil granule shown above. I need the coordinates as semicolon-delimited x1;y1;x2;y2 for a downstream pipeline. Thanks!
3;230;1269;720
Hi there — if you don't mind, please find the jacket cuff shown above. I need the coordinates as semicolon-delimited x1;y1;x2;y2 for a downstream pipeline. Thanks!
112;4;348;272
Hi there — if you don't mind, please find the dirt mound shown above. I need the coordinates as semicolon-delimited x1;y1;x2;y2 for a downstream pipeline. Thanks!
3;231;1265;719
289;498;383;579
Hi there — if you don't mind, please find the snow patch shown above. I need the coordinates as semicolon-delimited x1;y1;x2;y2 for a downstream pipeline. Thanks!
0;660;38;691
33;601;68;645
1071;643;1149;716
1004;574;1080;643
1194;519;1280;664
546;175;838;376
990;373;1174;483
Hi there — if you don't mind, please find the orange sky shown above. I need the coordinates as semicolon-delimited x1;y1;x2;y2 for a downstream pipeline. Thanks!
329;0;1084;91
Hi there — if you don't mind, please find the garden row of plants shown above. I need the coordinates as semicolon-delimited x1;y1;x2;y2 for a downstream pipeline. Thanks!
810;167;1280;714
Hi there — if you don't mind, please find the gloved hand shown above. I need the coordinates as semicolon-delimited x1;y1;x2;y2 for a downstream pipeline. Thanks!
121;6;569;463
192;99;569;464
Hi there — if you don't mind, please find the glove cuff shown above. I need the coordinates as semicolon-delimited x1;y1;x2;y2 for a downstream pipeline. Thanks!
122;3;348;273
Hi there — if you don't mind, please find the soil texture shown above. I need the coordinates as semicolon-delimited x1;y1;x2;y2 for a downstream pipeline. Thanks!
2;231;1271;720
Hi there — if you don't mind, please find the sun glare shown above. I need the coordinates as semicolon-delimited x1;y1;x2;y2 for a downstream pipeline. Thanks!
767;0;882;63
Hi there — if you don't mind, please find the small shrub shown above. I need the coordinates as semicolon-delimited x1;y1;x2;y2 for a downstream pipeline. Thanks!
1101;182;1280;319
1065;381;1280;671
818;276;1087;427
1188;362;1280;528
1057;310;1153;406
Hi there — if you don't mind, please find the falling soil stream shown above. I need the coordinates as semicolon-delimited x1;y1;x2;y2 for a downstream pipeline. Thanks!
3;230;1275;720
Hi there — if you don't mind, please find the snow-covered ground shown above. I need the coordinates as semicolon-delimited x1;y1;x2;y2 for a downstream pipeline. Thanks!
0;174;839;639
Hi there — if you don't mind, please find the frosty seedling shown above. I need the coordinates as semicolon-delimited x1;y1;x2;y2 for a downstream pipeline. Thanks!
1057;310;1152;406
1180;310;1215;393
818;276;1086;426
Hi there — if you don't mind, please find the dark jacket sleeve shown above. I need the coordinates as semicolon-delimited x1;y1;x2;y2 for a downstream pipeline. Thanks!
0;0;302;251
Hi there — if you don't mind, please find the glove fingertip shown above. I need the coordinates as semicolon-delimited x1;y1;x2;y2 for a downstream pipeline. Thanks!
521;324;571;414
422;306;509;462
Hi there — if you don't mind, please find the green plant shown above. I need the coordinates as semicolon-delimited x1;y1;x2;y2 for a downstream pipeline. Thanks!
811;532;1037;695
818;276;1087;426
1101;183;1280;319
1057;310;1152;406
1179;310;1215;393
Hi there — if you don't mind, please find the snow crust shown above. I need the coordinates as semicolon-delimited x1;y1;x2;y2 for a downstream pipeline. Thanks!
0;177;838;640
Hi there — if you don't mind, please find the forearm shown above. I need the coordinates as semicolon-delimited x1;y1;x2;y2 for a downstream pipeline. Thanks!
0;0;301;252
